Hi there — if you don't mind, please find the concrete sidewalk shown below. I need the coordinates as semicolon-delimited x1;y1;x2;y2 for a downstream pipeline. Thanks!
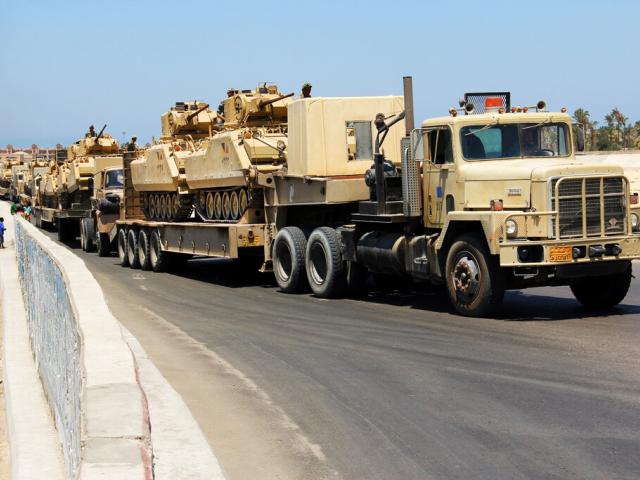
0;206;66;479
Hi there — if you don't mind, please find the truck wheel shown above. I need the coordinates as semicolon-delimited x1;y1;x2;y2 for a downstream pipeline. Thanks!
570;262;632;309
273;226;308;293
96;232;111;257
305;227;347;298
138;230;152;271
118;229;130;267
445;234;504;317
81;218;95;252
127;229;141;269
150;230;170;272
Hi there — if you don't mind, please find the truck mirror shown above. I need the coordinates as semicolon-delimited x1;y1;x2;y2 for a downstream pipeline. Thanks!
410;130;425;161
573;123;585;152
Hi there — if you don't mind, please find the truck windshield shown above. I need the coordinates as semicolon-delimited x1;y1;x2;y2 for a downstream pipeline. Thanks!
105;169;124;188
460;122;569;160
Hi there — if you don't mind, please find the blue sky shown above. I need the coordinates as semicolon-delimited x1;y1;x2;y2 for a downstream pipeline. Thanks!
1;0;638;147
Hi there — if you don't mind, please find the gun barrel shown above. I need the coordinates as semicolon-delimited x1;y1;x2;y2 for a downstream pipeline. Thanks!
96;124;107;141
258;92;294;109
186;104;210;122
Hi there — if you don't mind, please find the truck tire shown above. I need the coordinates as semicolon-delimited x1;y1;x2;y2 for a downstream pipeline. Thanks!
150;230;170;272
305;227;347;298
127;229;141;269
273;226;308;293
118;229;130;267
445;233;505;317
80;218;95;252
96;232;111;257
138;230;152;271
570;262;632;309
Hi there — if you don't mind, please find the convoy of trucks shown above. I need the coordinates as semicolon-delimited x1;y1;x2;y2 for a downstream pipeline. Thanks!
5;77;640;316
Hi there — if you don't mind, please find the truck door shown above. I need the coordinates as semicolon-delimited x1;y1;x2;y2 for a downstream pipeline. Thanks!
423;127;455;226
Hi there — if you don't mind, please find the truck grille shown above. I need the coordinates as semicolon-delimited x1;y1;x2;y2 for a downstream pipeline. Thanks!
551;176;626;238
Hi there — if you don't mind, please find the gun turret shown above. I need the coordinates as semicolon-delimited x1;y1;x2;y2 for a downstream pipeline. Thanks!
186;104;210;122
258;92;294;109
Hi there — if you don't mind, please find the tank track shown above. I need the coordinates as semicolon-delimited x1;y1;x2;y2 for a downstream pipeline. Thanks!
142;192;193;222
194;187;250;224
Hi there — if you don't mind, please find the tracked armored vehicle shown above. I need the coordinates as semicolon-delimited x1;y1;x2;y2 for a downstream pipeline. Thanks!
129;101;220;221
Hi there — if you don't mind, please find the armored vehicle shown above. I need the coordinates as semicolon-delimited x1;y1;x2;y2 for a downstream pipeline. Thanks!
129;101;220;221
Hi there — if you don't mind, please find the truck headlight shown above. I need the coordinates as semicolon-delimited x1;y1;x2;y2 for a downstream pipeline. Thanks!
632;213;639;232
505;219;518;237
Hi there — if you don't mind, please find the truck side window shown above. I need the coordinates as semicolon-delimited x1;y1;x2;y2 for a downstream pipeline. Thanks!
428;128;453;164
346;121;373;161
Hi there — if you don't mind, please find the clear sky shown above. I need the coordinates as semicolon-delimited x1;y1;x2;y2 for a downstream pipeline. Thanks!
1;0;638;147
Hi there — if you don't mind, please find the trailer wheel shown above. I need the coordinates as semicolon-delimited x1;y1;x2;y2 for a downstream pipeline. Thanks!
127;229;141;269
305;227;347;298
96;232;111;257
445;234;504;317
137;230;152;271
570;262;632;309
150;230;170;272
273;226;308;293
117;229;130;266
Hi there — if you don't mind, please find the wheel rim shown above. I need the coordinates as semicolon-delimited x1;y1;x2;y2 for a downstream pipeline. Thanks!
239;189;248;215
148;195;154;219
199;192;206;212
222;192;231;220
309;241;328;285
451;250;481;303
160;195;167;220
205;192;215;219
230;191;240;220
214;192;222;219
275;241;293;281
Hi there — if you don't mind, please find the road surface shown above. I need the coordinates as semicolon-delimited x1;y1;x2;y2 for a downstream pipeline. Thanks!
43;230;640;480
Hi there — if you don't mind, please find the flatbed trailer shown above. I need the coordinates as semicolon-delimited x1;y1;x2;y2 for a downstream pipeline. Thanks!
33;203;89;241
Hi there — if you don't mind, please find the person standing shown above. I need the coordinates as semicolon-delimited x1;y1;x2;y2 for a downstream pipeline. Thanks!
301;83;312;98
0;217;5;248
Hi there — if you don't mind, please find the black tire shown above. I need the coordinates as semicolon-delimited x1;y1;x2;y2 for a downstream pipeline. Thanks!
96;232;111;257
127;229;140;269
305;227;347;298
445;233;505;317
117;229;130;267
150;230;170;272
570;262;632;309
273;226;308;293
138;230;152;271
81;218;95;252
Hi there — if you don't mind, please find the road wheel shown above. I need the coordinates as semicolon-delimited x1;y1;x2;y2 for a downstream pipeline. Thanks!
570;262;632;309
80;219;88;251
273;226;308;293
150;230;170;272
222;192;231;220
171;194;179;219
205;192;215;219
305;227;347;298
148;194;156;219
118;229;130;267
127;228;141;269
445;233;504;317
214;192;222;219
239;189;248;216
83;218;95;252
96;232;111;257
138;229;152;271
230;191;240;220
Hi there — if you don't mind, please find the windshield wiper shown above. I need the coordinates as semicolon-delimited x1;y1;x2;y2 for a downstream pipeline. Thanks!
522;118;552;130
464;120;499;136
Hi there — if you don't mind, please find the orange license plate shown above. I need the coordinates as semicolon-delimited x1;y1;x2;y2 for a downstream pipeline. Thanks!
549;246;573;262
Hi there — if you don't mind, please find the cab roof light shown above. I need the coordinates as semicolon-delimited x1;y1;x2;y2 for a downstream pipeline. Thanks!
485;97;504;109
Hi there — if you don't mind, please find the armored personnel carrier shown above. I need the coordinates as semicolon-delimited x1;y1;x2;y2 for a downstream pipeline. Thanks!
129;101;220;221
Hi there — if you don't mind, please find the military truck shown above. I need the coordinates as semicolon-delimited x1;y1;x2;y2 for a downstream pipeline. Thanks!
32;126;123;240
79;165;124;256
115;79;640;316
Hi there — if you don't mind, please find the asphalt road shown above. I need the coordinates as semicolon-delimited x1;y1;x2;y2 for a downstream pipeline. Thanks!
42;230;640;480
